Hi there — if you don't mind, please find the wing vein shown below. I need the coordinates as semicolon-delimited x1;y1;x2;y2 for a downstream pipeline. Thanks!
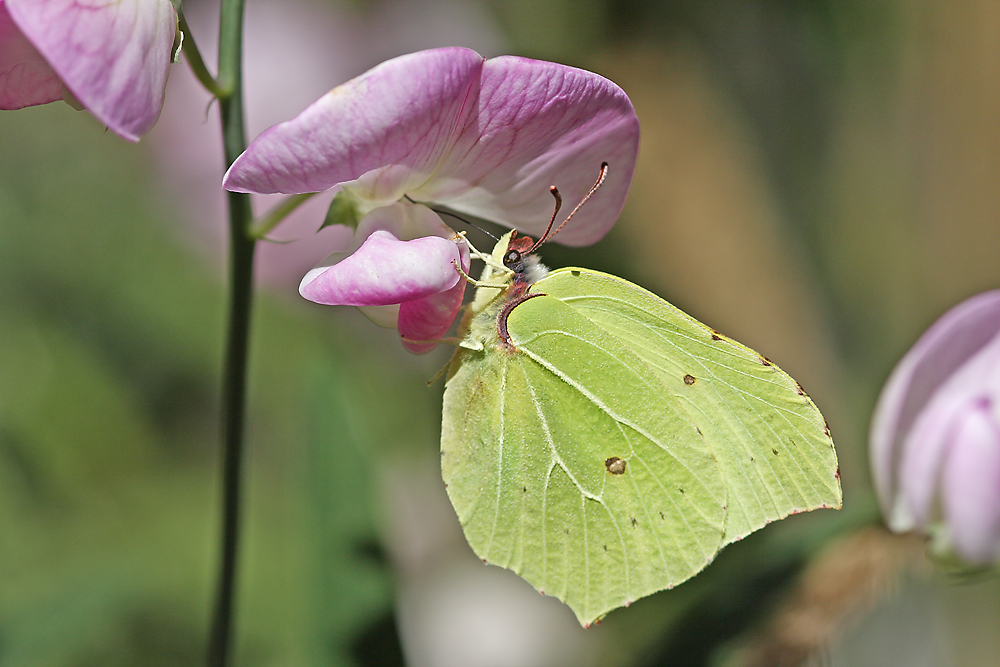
517;343;717;496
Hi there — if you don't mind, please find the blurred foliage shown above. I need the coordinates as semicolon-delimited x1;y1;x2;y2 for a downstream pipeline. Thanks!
0;103;438;664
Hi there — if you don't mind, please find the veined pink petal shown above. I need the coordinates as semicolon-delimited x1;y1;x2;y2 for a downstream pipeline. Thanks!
0;2;62;108
299;230;462;307
942;402;1000;564
399;241;471;354
414;55;639;246
223;47;484;197
4;0;176;141
870;290;1000;519
224;48;639;247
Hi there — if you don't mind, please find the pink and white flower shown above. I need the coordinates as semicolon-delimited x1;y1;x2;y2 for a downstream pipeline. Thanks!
224;46;639;352
0;0;177;141
871;290;1000;565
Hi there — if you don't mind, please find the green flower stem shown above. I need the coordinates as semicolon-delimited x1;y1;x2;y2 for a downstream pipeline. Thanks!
178;8;227;99
249;192;317;240
207;0;252;666
207;198;254;667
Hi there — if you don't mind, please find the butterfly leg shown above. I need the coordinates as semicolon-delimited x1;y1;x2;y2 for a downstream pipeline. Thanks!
453;260;511;290
459;232;514;275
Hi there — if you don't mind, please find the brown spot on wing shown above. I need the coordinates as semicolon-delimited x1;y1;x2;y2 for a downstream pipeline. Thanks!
605;456;627;475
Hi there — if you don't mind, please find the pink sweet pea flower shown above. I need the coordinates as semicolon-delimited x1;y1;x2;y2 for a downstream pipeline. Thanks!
223;47;639;353
870;290;1000;565
0;0;177;141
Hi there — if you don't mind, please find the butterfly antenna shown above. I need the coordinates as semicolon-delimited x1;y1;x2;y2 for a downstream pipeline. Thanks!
442;210;499;242
530;162;609;253
532;185;563;250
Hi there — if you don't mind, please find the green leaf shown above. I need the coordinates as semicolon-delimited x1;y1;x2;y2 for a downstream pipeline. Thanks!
440;234;841;626
321;189;362;231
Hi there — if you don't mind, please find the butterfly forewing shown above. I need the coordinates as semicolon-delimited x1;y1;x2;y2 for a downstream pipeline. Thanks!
531;268;842;545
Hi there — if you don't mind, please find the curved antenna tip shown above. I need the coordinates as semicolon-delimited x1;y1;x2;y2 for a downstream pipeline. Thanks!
534;163;610;250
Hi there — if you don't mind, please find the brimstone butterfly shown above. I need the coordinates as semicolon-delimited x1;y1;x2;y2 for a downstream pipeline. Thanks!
439;169;842;627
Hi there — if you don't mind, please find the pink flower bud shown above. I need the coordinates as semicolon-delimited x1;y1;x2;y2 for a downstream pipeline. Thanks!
871;290;1000;565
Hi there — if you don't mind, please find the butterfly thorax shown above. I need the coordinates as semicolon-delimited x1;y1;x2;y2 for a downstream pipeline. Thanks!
502;232;548;299
456;231;549;353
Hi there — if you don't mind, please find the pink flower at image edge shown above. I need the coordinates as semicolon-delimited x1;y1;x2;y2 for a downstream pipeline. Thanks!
870;290;1000;565
0;0;177;141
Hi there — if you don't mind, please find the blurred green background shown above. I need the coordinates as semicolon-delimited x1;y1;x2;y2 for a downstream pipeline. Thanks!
2;0;998;665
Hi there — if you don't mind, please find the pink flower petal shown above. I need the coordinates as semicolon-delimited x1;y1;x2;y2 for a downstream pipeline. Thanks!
414;55;639;246
299;229;462;307
224;48;639;247
4;0;176;141
942;401;1000;564
0;2;62;108
223;47;485;196
870;290;1000;519
896;398;960;531
300;202;467;335
344;200;462;255
896;328;1000;529
399;241;471;354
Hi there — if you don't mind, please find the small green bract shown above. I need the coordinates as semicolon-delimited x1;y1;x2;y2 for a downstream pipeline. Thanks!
441;231;842;626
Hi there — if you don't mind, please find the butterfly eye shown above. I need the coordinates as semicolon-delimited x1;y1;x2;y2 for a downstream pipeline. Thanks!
504;250;521;266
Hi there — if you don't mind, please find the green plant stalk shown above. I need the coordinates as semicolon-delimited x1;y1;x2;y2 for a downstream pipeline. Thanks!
249;192;316;239
207;0;252;665
178;7;226;98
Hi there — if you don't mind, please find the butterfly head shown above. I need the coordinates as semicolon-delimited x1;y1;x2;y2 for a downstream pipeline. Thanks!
502;232;535;270
503;231;548;286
